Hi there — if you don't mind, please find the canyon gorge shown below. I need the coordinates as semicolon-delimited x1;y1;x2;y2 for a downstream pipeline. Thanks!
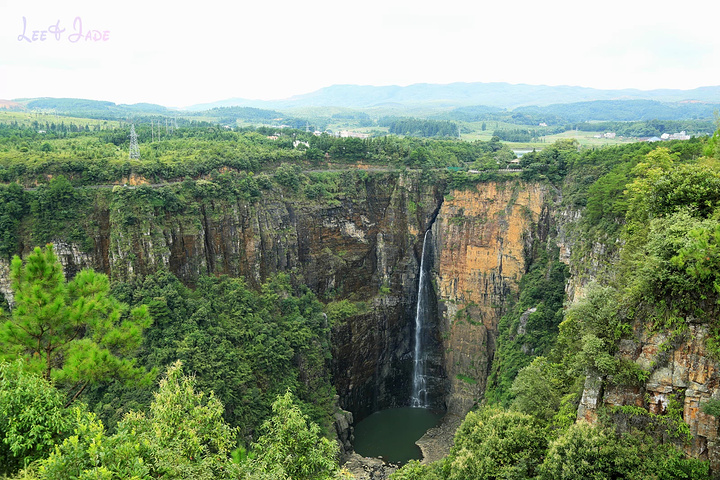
2;169;719;471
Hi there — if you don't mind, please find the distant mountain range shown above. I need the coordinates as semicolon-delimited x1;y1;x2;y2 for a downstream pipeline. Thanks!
7;97;171;118
5;82;720;125
184;82;720;111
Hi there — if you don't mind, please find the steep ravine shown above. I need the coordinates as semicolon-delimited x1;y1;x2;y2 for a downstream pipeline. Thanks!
0;172;447;420
0;176;552;420
6;173;719;470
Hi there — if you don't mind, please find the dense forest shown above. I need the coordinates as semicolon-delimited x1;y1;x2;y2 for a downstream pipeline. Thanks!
1;116;720;479
378;118;459;138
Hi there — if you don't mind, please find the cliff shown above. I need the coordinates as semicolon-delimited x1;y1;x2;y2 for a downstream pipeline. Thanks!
563;204;720;471
577;319;720;470
1;173;551;419
0;172;445;419
4;169;719;469
432;181;552;414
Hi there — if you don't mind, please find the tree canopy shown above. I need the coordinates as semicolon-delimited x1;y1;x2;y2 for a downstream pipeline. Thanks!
0;244;152;401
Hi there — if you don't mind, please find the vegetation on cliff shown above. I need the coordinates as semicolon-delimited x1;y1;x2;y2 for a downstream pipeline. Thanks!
0;246;338;478
1;115;720;478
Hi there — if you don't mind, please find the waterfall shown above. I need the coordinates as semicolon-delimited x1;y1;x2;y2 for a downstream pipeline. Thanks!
411;229;431;408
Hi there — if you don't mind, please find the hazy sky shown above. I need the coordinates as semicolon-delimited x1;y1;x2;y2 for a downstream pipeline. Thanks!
1;0;718;108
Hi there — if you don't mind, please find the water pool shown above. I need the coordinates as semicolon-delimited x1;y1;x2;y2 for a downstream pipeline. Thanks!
353;407;443;464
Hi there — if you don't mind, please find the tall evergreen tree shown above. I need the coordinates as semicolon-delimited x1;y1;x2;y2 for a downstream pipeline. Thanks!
0;244;152;403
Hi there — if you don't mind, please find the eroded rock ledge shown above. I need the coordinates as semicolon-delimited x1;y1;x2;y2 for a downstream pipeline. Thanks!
416;413;463;464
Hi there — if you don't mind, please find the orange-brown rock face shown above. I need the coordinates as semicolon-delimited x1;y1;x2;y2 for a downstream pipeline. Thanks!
433;181;550;414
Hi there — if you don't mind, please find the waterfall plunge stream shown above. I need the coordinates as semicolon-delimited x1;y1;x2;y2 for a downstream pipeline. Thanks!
353;228;444;463
411;229;431;408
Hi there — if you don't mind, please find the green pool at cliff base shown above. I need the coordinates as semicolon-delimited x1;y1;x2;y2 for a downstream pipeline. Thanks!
353;407;443;464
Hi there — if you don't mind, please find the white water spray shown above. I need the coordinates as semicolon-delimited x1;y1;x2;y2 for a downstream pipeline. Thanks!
411;230;431;408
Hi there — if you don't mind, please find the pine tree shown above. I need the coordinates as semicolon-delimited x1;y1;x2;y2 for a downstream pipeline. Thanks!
0;244;152;403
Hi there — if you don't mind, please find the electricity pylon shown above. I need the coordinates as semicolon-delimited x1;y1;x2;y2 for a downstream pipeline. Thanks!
129;124;140;159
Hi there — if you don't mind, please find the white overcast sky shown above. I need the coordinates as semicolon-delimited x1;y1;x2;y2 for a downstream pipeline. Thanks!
1;0;718;108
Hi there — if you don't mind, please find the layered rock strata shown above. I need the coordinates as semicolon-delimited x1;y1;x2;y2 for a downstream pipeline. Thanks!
577;322;720;471
433;181;551;414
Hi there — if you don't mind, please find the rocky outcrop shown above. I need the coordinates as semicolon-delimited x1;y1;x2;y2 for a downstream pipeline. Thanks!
554;208;586;301
433;181;551;415
53;241;95;279
334;407;355;461
0;258;12;307
416;413;463;464
554;206;623;304
578;321;720;470
342;453;397;480
576;374;604;423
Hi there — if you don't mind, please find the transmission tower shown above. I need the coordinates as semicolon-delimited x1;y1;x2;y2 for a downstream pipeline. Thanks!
129;124;140;159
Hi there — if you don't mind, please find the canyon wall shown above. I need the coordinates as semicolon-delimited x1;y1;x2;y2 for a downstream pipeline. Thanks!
1;174;548;419
432;181;552;414
576;311;720;470
4;171;719;466
561;210;720;471
0;172;445;419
